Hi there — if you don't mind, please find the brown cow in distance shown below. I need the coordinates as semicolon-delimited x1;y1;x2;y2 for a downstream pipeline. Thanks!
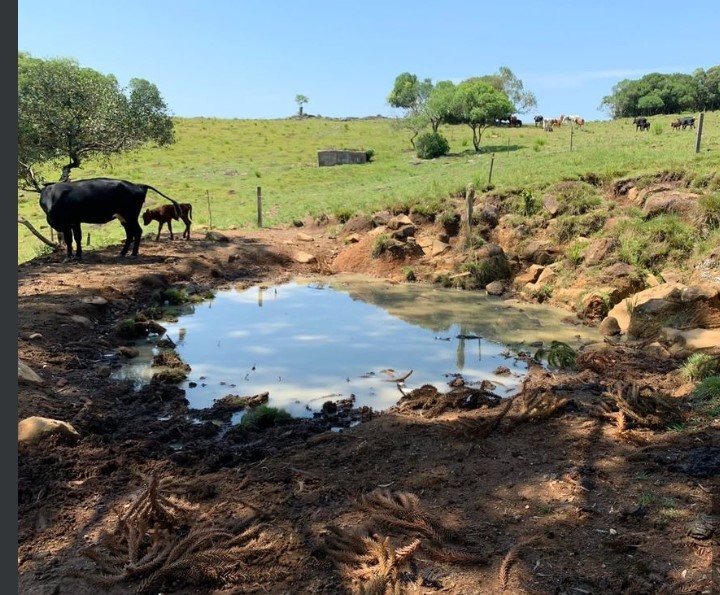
142;203;193;240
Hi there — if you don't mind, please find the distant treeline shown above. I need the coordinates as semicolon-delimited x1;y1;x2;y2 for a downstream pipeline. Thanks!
601;66;720;118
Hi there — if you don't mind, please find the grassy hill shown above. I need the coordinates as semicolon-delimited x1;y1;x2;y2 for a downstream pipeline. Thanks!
18;113;720;264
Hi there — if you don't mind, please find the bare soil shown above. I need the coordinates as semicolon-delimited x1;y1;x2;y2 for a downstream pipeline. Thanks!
17;222;719;595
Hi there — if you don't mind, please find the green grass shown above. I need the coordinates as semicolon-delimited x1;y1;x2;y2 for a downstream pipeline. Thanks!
18;112;720;264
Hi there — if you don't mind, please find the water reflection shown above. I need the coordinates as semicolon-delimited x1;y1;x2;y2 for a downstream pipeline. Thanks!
116;274;600;419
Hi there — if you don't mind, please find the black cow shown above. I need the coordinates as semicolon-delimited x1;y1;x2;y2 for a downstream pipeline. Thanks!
633;117;649;131
680;116;696;130
534;115;544;127
39;178;181;260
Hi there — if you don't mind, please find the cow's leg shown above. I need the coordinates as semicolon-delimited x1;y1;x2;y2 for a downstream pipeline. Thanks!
59;226;73;260
129;220;143;256
72;223;83;260
156;222;163;241
183;218;191;239
120;222;134;256
168;221;174;240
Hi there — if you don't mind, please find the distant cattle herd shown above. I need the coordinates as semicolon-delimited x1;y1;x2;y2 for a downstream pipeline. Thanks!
633;116;696;131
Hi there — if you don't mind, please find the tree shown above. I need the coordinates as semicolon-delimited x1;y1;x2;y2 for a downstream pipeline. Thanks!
425;81;456;132
452;80;514;152
295;94;309;117
388;73;433;148
478;67;537;115
600;66;720;118
18;52;174;190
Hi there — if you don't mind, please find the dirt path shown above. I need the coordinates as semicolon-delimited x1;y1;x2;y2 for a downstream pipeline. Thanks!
17;224;718;594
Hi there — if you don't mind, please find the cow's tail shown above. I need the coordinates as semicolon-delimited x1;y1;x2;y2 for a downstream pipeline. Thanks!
187;204;193;223
144;185;182;219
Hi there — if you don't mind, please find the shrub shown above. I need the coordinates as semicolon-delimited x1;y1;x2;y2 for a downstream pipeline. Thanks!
681;353;720;382
415;132;450;159
553;212;607;244
615;214;694;269
371;233;393;258
565;239;589;266
402;266;416;281
334;208;354;223
365;148;375;162
535;341;577;370
162;287;190;305
691;376;720;417
239;405;291;430
696;192;720;230
457;255;511;289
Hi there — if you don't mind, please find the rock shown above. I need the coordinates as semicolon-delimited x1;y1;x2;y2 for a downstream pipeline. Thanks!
18;359;43;384
514;264;544;287
428;240;451;257
475;243;504;259
292;250;316;264
479;206;499;227
643;342;672;359
342;215;373;234
96;365;112;378
205;231;230;242
391;225;416;240
599;316;621;336
81;296;108;306
118;346;140;358
296;232;314;242
28;333;43;340
521;241;559;265
485;281;505;296
18;416;80;444
71;315;93;328
543;196;560;216
344;233;361;243
386;215;413;230
669;328;720;351
582;238;617;266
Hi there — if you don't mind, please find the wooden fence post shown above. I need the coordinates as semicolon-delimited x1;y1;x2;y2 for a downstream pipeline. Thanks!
256;187;262;228
465;183;475;241
695;112;705;153
206;190;213;229
488;153;495;185
570;125;574;152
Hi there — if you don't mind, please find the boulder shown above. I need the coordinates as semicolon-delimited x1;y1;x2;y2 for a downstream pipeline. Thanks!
18;416;80;444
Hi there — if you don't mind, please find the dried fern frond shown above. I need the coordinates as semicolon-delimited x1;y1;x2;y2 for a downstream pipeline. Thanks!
498;536;540;591
124;471;198;529
357;490;450;543
82;471;268;594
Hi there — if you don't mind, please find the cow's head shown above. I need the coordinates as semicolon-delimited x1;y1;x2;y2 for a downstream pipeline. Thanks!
141;209;152;225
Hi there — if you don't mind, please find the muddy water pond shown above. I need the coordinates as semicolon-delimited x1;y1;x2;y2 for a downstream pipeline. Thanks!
118;274;601;419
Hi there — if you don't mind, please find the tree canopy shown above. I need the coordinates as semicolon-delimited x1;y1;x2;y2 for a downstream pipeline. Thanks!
452;80;515;151
600;66;720;118
18;52;175;190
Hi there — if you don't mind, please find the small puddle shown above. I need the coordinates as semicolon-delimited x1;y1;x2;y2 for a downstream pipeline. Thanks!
115;274;601;418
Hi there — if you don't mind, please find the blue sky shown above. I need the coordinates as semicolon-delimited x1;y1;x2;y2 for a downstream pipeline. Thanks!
18;0;719;123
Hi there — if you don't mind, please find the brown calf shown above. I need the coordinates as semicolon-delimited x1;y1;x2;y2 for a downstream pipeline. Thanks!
142;203;193;240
